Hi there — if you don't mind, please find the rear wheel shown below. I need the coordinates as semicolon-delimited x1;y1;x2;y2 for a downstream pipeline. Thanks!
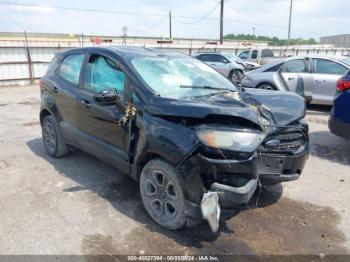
42;115;69;158
140;158;186;230
256;82;276;90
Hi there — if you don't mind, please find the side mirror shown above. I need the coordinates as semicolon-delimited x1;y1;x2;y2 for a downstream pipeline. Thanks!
93;89;119;106
222;59;230;64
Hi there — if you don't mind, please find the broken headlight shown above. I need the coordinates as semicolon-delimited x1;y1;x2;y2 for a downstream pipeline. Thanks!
197;129;264;153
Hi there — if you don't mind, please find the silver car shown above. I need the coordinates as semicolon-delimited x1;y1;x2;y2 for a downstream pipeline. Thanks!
242;55;350;105
192;52;246;83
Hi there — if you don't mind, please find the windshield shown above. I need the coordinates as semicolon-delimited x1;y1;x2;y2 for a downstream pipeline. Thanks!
222;52;243;63
131;57;238;100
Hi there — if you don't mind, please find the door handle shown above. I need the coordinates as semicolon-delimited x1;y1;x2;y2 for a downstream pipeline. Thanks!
288;77;294;81
80;100;92;109
53;87;59;93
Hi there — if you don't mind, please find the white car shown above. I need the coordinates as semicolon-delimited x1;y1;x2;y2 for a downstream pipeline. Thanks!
242;55;350;105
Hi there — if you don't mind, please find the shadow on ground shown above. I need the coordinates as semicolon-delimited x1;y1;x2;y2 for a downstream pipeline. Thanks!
27;138;348;256
310;131;350;166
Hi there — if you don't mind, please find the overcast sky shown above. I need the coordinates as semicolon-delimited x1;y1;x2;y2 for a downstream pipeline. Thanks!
0;0;348;40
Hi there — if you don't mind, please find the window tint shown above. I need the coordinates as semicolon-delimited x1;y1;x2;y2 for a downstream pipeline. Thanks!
283;59;308;73
198;54;228;63
238;51;250;60
84;55;125;95
313;59;347;75
261;49;274;58
197;54;213;62
251;50;258;59
59;54;85;84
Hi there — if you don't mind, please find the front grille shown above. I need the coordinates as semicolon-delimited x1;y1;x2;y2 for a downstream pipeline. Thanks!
260;129;307;155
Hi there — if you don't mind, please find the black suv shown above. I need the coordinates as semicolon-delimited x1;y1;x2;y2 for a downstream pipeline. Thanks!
40;46;309;231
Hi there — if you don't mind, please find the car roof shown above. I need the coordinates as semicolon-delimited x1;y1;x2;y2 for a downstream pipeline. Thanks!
58;46;190;59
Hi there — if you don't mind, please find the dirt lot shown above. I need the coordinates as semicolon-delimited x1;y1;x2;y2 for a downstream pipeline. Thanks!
0;85;350;256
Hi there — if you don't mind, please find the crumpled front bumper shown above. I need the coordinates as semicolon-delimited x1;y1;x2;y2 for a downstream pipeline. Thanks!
182;142;309;224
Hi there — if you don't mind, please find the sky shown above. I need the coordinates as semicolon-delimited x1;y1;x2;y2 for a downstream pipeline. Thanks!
0;0;348;40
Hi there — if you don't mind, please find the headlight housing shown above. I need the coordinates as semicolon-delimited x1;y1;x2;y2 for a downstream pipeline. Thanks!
197;128;265;153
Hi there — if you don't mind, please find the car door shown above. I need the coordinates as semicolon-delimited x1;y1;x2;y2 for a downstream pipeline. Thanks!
54;53;86;128
74;53;130;173
311;58;348;105
280;58;314;100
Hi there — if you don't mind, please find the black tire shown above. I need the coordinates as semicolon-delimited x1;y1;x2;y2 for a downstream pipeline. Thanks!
140;158;186;230
256;82;276;90
230;69;244;83
42;115;69;158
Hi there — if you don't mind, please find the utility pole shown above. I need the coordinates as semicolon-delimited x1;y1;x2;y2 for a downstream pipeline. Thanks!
220;0;224;44
169;11;172;39
287;0;293;46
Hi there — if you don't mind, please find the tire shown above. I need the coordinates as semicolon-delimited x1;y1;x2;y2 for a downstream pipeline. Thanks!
256;82;276;90
42;115;69;158
140;158;186;230
230;69;244;84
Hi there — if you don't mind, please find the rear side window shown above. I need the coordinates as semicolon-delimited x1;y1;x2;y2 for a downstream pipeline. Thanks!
59;54;85;85
312;59;347;75
282;59;308;73
261;49;274;58
47;56;59;73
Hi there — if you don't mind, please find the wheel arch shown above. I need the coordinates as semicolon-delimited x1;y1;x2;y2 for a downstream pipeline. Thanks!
256;81;277;90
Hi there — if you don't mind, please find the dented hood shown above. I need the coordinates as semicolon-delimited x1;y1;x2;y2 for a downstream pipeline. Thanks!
144;89;306;128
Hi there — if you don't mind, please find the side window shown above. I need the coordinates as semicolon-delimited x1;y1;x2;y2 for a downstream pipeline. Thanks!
282;59;308;73
197;54;212;62
212;54;229;63
238;51;250;60
261;49;274;58
59;54;85;84
251;50;258;59
313;59;347;75
84;55;126;96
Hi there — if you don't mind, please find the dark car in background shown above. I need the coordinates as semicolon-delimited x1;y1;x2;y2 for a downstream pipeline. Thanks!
329;70;350;140
39;46;309;232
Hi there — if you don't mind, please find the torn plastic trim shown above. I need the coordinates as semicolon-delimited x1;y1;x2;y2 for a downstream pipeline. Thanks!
201;192;221;233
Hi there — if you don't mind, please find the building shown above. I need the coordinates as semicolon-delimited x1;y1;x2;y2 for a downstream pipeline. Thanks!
320;34;350;48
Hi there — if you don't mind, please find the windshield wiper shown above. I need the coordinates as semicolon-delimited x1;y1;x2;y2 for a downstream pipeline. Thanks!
179;85;233;91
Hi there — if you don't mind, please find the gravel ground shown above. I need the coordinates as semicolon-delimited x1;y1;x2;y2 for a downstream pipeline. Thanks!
0;85;349;256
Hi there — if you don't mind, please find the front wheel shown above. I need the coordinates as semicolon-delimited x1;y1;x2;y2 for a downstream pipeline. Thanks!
140;158;186;230
230;70;244;84
256;82;276;90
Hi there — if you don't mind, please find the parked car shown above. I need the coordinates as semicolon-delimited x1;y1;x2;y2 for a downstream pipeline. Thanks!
40;46;309;232
238;48;285;65
192;52;245;83
242;55;350;105
329;70;350;140
221;52;261;71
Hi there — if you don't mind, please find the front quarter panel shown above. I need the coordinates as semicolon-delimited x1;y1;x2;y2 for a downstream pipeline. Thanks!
132;112;199;179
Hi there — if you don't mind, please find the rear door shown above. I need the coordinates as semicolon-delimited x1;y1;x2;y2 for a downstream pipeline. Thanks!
74;53;130;173
311;58;348;105
280;58;314;100
55;53;86;129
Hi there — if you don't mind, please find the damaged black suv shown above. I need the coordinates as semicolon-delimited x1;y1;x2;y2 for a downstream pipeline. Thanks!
40;47;309;231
